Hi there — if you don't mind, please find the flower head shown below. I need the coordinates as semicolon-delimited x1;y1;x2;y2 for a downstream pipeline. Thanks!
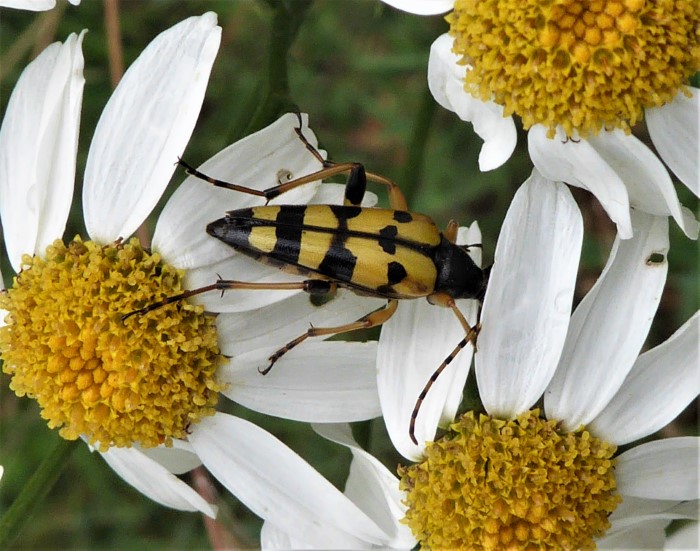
448;0;699;139
377;173;699;547
0;14;383;522
382;0;699;240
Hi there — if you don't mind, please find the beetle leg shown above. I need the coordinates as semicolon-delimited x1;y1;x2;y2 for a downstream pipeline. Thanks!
261;299;399;374
122;278;338;320
443;220;459;243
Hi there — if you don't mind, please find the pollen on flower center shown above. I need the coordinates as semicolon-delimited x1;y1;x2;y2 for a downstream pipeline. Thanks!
0;237;222;452
448;0;700;137
399;410;621;549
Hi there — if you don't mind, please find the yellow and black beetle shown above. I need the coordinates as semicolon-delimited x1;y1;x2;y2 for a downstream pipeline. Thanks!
128;116;489;444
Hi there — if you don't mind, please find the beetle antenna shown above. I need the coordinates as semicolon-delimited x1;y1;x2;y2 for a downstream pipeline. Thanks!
409;332;475;445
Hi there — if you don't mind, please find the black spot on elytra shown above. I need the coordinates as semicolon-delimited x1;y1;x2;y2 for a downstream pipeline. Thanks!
378;225;398;254
393;210;413;223
387;261;407;285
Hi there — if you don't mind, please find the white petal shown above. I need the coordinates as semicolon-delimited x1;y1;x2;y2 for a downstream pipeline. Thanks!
597;520;668;550
665;522;700;551
137;439;202;475
99;446;216;517
529;125;634;239
221;342;380;422
84;13;221;243
188;413;386;544
0;0;56;10
610;496;696;527
587;130;698;239
647;87;700;196
616;437;699;501
589;311;700;445
380;0;454;15
260;520;367;550
427;34;516;171
314;423;416;549
545;212;669;430
477;173;582;418
153;113;325;269
0;32;84;271
216;290;384;360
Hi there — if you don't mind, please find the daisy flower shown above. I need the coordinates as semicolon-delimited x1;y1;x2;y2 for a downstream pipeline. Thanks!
375;173;699;548
0;13;383;523
381;0;699;240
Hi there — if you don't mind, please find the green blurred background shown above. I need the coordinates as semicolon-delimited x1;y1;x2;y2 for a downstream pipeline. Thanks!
0;1;697;548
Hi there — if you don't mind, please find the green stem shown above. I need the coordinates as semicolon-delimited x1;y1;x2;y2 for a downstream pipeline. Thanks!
237;0;313;139
399;85;437;206
0;437;79;547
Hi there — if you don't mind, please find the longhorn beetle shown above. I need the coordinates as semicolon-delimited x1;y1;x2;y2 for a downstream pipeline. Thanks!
126;115;489;445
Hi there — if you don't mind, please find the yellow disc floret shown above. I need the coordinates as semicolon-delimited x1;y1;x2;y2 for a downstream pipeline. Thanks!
399;410;621;549
0;237;222;452
448;0;700;137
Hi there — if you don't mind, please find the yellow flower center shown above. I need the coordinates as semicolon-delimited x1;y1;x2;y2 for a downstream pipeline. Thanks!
448;0;700;137
399;410;621;549
0;237;222;452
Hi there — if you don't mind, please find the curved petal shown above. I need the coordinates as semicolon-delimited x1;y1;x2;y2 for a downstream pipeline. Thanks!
589;311;699;445
615;437;699;501
545;212;669;430
377;225;480;460
314;423;416;549
647;87;699;197
427;34;516;171
137;439;202;475
528;125;633;239
477;173;582;418
609;496;698;527
84;13;221;243
221;342;380;422
597;520;668;550
153;113;325;270
187;413;387;544
587;130;698;239
380;0;454;15
99;445;216;517
0;32;84;271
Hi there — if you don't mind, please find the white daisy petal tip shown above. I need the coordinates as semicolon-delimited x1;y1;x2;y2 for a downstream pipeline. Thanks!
380;0;454;15
100;446;216;517
428;35;516;171
83;13;222;244
0;30;86;271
